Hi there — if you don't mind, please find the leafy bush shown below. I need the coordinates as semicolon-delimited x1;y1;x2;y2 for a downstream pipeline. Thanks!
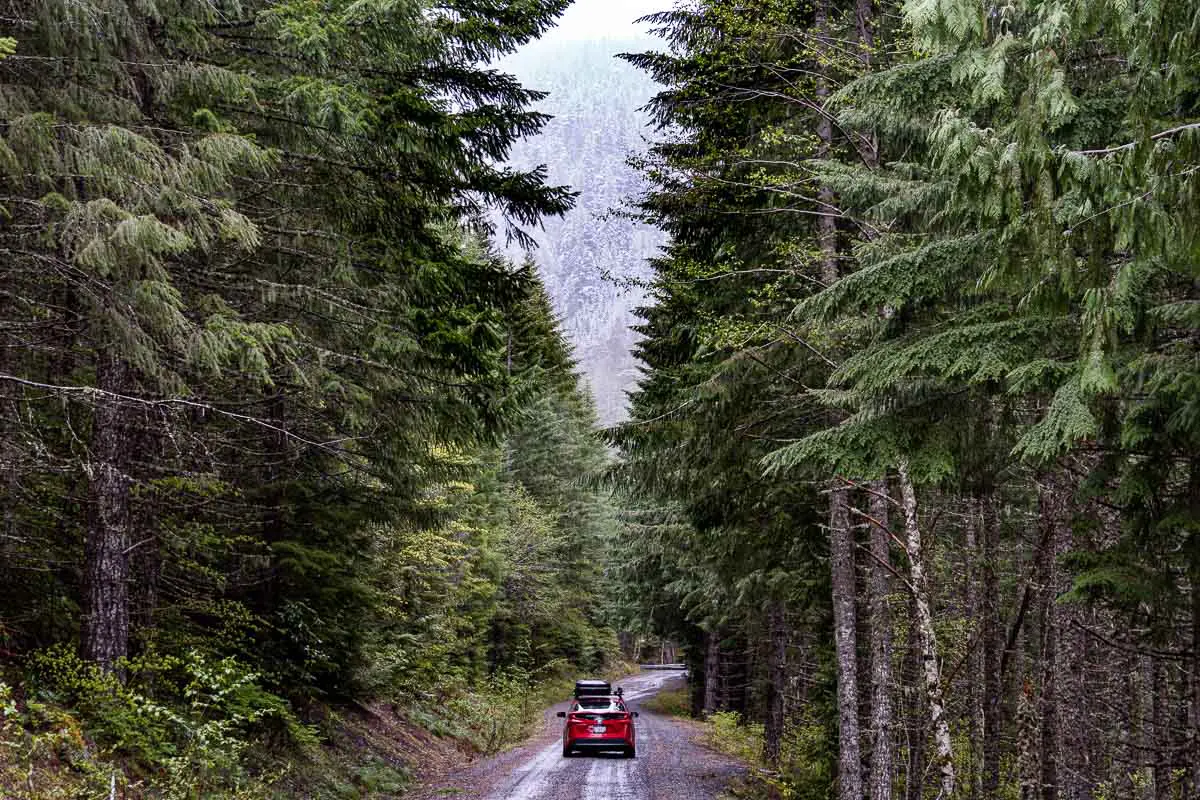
706;711;764;764
0;679;114;798
702;710;833;800
437;664;565;754
642;687;690;717
24;646;314;798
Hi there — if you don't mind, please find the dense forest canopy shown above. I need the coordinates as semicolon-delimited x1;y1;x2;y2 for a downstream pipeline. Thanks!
0;0;627;794
612;0;1200;797
1;0;1198;798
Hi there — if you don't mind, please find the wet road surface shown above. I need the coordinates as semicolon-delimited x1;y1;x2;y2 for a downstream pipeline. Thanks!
409;671;746;800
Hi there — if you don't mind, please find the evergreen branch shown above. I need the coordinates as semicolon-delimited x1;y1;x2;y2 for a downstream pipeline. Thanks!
772;324;839;368
610;399;697;431
703;176;881;238
1066;191;1152;232
741;348;810;390
0;372;359;454
713;82;879;166
1075;123;1200;156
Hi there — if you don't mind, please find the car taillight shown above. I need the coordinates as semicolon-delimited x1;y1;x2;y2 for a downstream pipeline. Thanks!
568;711;630;723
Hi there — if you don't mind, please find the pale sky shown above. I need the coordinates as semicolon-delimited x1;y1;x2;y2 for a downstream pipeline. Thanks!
543;0;669;41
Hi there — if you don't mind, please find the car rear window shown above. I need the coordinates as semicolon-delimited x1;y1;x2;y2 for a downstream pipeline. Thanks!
575;698;624;711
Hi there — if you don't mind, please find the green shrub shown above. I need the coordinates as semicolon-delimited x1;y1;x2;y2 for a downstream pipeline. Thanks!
0;679;115;798
701;710;833;800
25;646;315;798
705;711;764;764
642;687;690;717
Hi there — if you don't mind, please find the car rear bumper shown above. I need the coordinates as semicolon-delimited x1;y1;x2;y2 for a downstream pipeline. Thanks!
567;737;633;750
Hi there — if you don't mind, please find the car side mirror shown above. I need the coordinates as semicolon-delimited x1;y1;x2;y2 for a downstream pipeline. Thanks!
556;711;566;718
632;712;639;717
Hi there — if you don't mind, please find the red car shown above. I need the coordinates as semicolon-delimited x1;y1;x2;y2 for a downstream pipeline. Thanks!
557;694;638;758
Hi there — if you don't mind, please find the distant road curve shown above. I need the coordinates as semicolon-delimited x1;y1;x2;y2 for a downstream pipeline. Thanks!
408;671;745;800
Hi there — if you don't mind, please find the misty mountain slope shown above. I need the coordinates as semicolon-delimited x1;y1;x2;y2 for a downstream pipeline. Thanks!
496;36;666;425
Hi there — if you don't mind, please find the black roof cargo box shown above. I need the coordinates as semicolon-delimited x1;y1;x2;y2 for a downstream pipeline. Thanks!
574;679;611;698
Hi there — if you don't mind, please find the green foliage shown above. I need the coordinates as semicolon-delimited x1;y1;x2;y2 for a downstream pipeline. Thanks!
641;687;691;717
0;679;114;799
703;711;833;800
440;666;566;754
619;0;1197;796
0;0;614;789
25;646;312;795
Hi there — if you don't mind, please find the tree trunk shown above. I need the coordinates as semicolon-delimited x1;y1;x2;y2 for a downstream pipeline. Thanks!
1193;579;1200;800
81;353;132;673
896;459;954;800
903;587;927;800
831;480;863;800
1019;677;1040;800
1190;458;1200;798
853;0;880;167
704;629;721;715
129;406;163;654
1037;480;1066;800
815;0;859;783
982;496;1003;798
868;479;894;800
965;498;984;800
855;0;874;57
1149;658;1167;800
815;0;838;290
1038;602;1059;800
764;600;788;766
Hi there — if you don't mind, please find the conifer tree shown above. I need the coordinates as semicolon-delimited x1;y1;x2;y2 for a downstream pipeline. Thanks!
0;0;576;688
620;0;1199;796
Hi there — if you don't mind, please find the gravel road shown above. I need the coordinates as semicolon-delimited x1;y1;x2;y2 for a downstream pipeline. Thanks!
408;671;746;800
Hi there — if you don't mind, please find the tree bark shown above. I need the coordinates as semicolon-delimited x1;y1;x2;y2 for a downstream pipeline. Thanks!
763;600;788;766
81;353;132;673
853;0;880;167
855;0;874;57
903;585;927;800
1146;657;1167;800
1193;581;1200;799
129;406;163;653
965;497;984;800
830;480;863;800
817;0;856;788
704;629;721;715
1019;677;1040;800
1190;457;1200;798
868;479;894;800
981;496;1003;798
1037;480;1066;800
896;459;954;800
815;0;838;289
